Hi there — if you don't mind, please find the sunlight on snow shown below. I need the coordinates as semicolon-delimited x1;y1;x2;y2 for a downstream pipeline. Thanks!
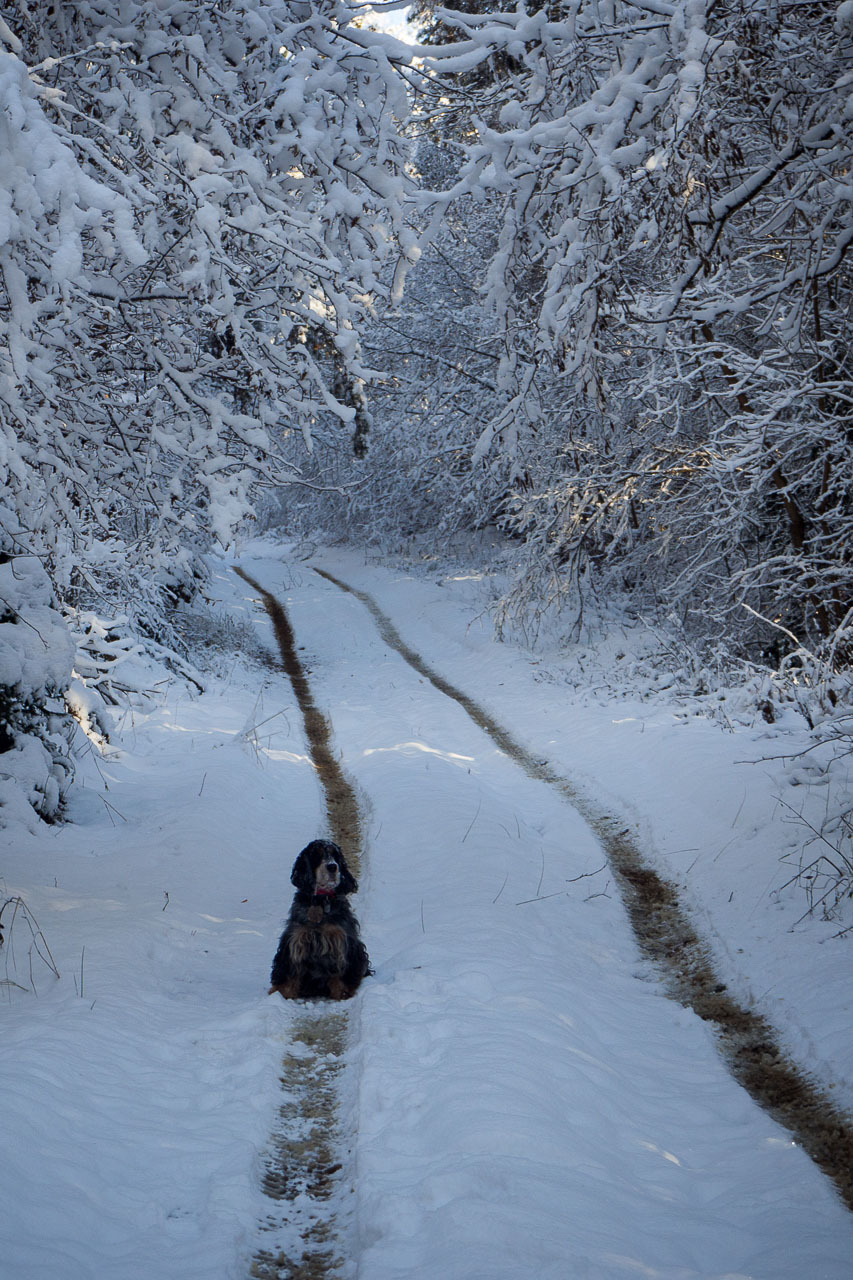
638;1140;682;1167
358;2;414;41
261;748;314;766
362;740;475;765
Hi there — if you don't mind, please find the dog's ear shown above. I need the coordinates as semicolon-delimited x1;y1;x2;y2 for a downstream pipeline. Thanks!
290;847;315;892
337;852;358;896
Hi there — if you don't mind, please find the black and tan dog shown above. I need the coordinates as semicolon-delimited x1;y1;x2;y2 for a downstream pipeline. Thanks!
269;840;369;1001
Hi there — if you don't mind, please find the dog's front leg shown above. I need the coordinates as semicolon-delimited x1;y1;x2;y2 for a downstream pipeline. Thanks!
269;978;302;999
326;976;355;1000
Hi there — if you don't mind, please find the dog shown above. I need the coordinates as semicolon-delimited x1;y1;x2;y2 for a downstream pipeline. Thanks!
269;839;369;1001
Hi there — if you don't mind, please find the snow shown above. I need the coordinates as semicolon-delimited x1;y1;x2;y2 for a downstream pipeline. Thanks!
2;542;853;1278
0;49;146;271
308;548;853;1106
1;668;312;1277
0;557;75;691
0;548;76;826
836;0;853;33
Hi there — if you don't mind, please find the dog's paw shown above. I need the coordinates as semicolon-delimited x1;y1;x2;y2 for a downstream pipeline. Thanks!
269;981;300;999
327;977;356;1001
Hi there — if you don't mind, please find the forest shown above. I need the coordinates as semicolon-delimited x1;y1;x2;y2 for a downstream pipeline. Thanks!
0;0;851;827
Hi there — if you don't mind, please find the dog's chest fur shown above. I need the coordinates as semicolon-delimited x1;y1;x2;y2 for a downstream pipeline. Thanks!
286;911;348;968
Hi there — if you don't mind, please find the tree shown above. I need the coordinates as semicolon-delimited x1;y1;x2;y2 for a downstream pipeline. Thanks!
0;0;414;818
367;0;853;661
0;0;413;611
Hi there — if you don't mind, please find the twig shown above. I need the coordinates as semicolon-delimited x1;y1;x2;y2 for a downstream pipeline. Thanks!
241;707;291;738
101;796;129;823
741;603;819;664
1;979;30;995
790;882;847;930
566;862;607;884
0;896;61;986
461;799;482;843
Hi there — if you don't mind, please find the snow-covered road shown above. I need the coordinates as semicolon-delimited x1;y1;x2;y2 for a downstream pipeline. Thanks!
2;545;852;1279
278;553;853;1280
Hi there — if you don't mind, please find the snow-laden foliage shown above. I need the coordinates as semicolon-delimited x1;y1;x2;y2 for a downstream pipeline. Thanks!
262;153;512;549
0;510;75;826
1;0;412;584
283;0;852;671
0;0;413;820
418;0;853;660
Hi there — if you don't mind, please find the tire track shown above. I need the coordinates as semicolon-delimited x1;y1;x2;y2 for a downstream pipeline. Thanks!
236;568;362;868
236;567;363;1280
313;564;853;1213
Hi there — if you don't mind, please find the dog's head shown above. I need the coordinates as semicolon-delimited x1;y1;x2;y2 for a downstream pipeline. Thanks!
291;840;358;897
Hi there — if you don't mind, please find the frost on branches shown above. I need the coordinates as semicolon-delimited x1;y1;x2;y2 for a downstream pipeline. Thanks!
0;0;411;575
0;510;75;828
0;0;411;820
434;0;853;661
318;0;852;670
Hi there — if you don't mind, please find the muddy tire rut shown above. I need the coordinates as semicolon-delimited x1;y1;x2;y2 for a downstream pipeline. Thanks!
314;565;853;1213
236;568;363;867
237;568;363;1280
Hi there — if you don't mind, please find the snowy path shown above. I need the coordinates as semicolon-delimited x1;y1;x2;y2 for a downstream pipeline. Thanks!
236;566;365;1279
312;567;853;1209
2;546;852;1279
243;551;853;1280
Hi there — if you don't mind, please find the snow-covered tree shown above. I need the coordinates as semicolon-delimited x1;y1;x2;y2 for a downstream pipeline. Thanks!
0;0;414;818
0;0;413;601
0;504;75;825
369;0;853;662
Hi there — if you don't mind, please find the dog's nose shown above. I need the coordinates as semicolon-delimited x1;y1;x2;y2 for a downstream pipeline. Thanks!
325;861;338;873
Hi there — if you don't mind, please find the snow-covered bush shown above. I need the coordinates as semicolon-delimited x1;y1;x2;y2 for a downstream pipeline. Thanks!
0;531;75;827
776;706;853;927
